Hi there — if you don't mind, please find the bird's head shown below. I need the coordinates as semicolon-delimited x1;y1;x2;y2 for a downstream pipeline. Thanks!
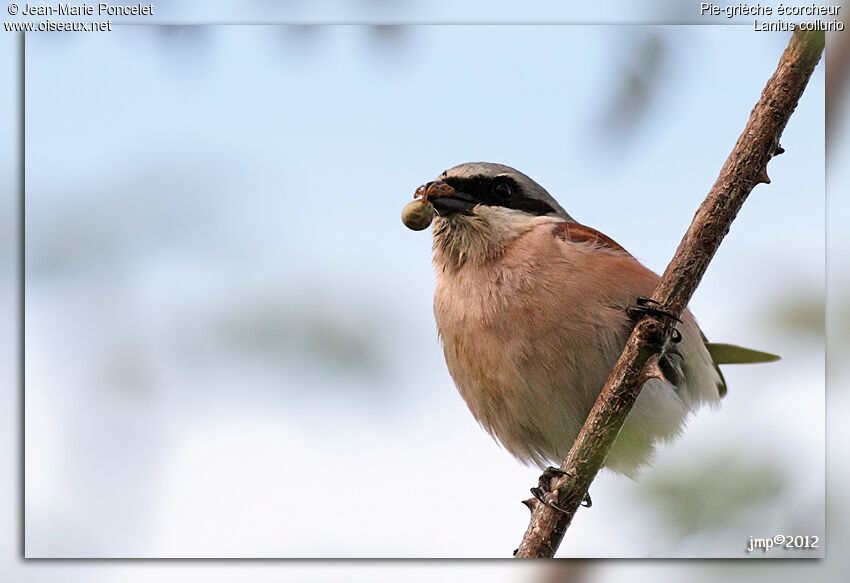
422;162;571;271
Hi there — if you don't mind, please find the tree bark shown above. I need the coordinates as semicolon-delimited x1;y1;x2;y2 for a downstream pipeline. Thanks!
514;29;825;559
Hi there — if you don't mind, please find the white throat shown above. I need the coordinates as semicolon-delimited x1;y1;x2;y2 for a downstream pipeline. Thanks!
432;206;561;272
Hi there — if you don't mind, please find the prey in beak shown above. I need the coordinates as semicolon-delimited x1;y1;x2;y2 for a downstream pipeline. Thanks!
415;180;478;216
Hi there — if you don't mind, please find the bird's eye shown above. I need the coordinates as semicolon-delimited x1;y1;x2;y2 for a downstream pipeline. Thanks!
492;181;512;200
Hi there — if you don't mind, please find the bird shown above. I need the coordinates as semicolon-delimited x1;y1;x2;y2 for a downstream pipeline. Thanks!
416;161;778;489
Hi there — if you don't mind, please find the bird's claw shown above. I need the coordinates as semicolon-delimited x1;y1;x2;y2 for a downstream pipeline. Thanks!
529;466;590;513
531;486;570;513
628;296;683;343
627;296;682;323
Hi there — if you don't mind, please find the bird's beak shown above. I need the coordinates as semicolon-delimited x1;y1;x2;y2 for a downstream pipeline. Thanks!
419;180;478;216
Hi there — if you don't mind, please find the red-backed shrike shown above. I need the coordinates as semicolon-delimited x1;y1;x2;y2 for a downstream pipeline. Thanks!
415;162;777;484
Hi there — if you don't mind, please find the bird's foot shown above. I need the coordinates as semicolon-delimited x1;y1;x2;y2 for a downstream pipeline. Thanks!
531;466;569;512
627;296;682;343
627;296;681;323
530;467;592;513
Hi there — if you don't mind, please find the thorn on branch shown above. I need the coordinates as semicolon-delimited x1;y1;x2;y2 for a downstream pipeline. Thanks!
644;360;667;384
774;143;785;156
522;498;539;513
639;352;687;393
755;167;771;185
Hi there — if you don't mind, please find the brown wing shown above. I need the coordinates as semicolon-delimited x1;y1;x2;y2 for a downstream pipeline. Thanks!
553;221;631;256
555;221;731;400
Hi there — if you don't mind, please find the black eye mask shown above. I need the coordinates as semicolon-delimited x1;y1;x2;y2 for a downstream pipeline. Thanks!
442;175;559;216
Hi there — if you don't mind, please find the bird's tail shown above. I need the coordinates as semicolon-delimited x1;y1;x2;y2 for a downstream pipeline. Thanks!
705;343;781;364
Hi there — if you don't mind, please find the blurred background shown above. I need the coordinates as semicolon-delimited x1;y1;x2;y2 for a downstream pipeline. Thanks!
1;0;846;580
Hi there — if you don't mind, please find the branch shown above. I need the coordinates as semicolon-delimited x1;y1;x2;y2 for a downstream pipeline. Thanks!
514;29;824;559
